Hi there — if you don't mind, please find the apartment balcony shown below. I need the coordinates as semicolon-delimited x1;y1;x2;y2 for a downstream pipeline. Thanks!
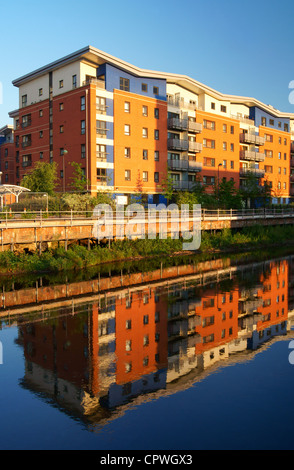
240;150;265;162
291;141;294;153
240;133;265;146
290;174;294;182
21;138;32;149
167;95;199;111
21;118;32;129
168;138;189;152
96;152;108;162
239;168;265;178
172;180;196;191
188;121;202;133
82;77;105;89
188;141;202;153
22;160;32;168
168;118;188;131
168;159;202;172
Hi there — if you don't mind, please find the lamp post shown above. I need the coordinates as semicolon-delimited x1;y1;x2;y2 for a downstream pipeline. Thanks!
62;149;68;193
217;163;222;206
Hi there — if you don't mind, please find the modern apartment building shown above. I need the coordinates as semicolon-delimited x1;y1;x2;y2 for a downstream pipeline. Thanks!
1;45;294;204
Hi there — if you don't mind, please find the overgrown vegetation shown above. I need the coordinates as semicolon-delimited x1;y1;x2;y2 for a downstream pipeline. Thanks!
0;225;294;275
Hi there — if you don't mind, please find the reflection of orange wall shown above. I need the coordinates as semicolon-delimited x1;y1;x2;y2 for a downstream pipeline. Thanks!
259;127;290;198
256;260;288;331
21;310;92;388
195;287;239;353
113;89;167;194
114;289;168;384
196;110;240;191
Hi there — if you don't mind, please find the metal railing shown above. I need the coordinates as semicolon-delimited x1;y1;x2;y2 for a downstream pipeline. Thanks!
0;207;294;228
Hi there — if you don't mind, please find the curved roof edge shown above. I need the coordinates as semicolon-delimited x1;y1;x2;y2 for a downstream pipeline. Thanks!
12;45;294;120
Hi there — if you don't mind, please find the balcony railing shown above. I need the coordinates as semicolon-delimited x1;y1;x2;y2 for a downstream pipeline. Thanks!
168;160;202;172
21;119;32;129
22;160;32;168
172;180;196;191
22;139;32;149
168;138;189;151
240;150;265;162
239;168;265;178
168;118;202;134
188;121;202;133
188;141;202;153
82;78;105;89
240;133;265;146
96;152;108;162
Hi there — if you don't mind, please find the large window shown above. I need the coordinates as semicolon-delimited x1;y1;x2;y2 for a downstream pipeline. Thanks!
120;77;130;91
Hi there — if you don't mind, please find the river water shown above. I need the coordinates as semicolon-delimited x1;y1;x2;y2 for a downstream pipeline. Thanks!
1;250;294;450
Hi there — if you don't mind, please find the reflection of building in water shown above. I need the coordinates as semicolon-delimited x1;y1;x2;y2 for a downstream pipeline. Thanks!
16;257;294;427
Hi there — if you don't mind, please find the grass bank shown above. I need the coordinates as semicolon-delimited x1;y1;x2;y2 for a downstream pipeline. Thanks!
1;224;294;275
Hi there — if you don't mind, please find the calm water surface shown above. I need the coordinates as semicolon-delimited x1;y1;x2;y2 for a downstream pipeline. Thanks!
1;252;294;450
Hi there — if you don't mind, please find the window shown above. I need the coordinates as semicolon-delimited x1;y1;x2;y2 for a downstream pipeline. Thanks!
143;315;149;325
153;86;159;95
120;77;130;91
60;125;64;134
261;117;267;126
96;144;106;160
59;103;64;111
142;127;148;138
124;101;130;113
269;119;274;126
223;142;227;151
143;171;148;182
265;134;273;142
96;120;107;135
40;152;43;160
203;138;215;149
59;80;63;88
81;120;85;134
230;161;234;169
284;123;289;132
154;108;159;119
203;157;215;167
223;159;227;168
126;319;132;329
125;170;131;181
142;105;148;116
220;105;227;113
142;83;148;92
125;340;132;352
143;149;148;160
284;138;287;145
39;88;43;96
230;143;234;152
21;95;27;107
72;75;77;89
80;96;85;111
39;131;43;138
60;170;64;178
124;124;130;136
223;124;227;133
211;102;215;110
203;120;215;130
284;153;287;160
154;129;159;140
97;168;106;183
154;172;159;183
278;152;281;159
125;147;131;158
230;126;234;134
154;150;159;161
265;149;273;158
81;144;86;159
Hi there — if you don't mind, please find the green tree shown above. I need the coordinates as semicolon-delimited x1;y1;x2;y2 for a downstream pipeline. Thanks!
69;162;90;192
215;178;243;209
21;162;58;195
160;173;175;204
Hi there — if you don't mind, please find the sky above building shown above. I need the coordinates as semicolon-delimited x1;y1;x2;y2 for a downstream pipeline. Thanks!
1;0;294;125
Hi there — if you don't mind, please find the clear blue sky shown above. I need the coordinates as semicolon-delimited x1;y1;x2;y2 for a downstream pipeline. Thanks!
1;0;294;125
